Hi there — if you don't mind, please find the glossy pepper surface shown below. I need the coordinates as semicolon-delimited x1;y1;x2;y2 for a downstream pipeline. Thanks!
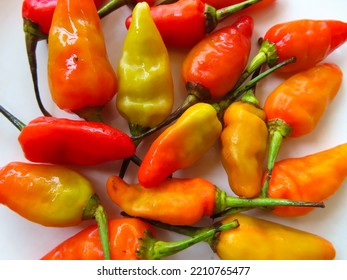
116;2;174;136
247;19;347;74
261;63;343;196
220;91;268;198
125;0;259;49
153;214;336;260
106;176;324;226
47;0;118;120
41;217;239;260
0;161;111;259
138;103;222;188
267;143;347;217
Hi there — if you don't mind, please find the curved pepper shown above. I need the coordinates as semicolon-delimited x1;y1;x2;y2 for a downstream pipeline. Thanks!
261;63;343;196
267;143;347;217
0;161;111;259
116;2;174;137
220;90;268;198
138;103;222;188
125;0;260;49
47;0;118;121
41;217;239;260
246;19;347;74
132;15;253;141
149;213;336;260
0;105;135;166
106;176;324;226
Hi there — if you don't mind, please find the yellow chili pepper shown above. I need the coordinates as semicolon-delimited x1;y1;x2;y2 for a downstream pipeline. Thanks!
116;2;174;137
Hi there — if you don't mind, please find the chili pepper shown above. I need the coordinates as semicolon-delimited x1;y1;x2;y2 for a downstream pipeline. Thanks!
132;15;254;141
106;176;324;226
220;74;268;198
47;0;118;121
147;213;336;260
0;161;111;259
266;143;347;217
136;60;295;186
125;0;260;49
0;105;135;165
22;0;106;117
41;217;239;260
261;63;343;197
245;19;347;75
116;2;174;137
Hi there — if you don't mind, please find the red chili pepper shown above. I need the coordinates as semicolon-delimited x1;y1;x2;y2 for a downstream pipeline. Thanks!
125;0;260;49
41;217;239;260
246;19;347;74
0;105;135;166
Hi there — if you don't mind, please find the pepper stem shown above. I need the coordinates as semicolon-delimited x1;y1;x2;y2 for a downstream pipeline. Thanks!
260;118;292;197
97;0;129;18
138;219;239;260
83;194;111;260
131;83;210;141
0;105;26;131
213;186;324;218
74;106;104;122
205;0;261;33
23;19;52;117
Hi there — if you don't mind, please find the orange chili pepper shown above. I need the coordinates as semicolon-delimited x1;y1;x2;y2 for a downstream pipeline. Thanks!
261;63;343;197
41;217;239;260
266;143;347;217
47;0;118;121
106;176;324;226
148;213;336;260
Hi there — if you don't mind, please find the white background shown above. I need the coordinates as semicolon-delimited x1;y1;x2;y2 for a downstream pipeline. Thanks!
0;0;347;260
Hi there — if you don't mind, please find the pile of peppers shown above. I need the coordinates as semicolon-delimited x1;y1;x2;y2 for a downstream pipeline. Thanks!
0;0;347;260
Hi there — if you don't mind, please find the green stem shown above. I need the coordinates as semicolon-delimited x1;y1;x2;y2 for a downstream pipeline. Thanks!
83;194;111;260
131;82;210;141
0;105;26;131
205;0;261;33
23;19;52;117
214;56;296;120
119;134;142;179
138;219;239;260
260;118;292;197
97;0;129;18
213;186;324;218
73;106;104;122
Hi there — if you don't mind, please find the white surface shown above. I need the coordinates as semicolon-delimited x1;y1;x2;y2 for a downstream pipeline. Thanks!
0;0;347;260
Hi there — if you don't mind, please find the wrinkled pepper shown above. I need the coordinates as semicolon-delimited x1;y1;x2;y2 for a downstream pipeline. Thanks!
266;143;347;217
132;15;253;141
148;213;336;260
22;0;106;116
116;2;174;137
0;161;111;259
261;63;343;197
41;217;239;260
138;103;222;187
246;19;347;74
0;105;135;166
47;0;118;121
106;176;324;226
125;0;260;49
220;82;268;198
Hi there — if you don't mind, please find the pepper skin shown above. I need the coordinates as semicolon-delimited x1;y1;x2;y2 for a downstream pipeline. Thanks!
261;63;343;196
116;2;174;136
41;217;239;260
106;176;324;226
138;103;222;188
247;19;347;74
153;214;336;260
220;92;268;198
47;0;118;120
0;161;111;259
125;0;259;49
267;143;347;217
